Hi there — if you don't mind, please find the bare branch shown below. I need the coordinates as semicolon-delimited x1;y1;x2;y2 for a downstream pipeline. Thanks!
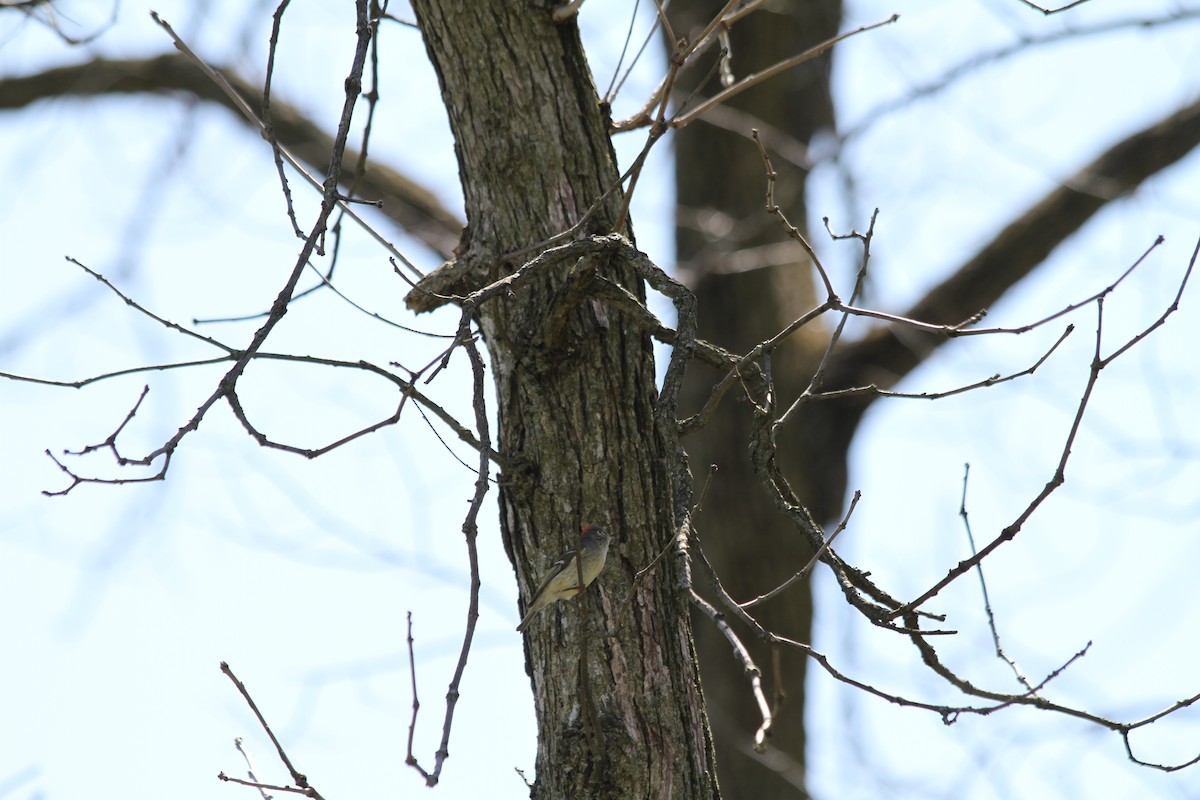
840;10;1200;146
0;55;460;260
802;321;1074;405
1120;695;1200;771
1015;0;1095;14
827;95;1200;397
195;257;453;338
689;587;774;751
62;257;235;352
232;737;275;800
6;346;495;477
739;490;860;610
406;304;492;786
600;0;662;105
671;15;900;129
959;463;1037;693
262;0;305;240
590;277;735;370
220;662;326;800
70;6;375;483
13;10;495;495
41;387;169;496
218;775;314;797
892;237;1195;618
1;0;117;45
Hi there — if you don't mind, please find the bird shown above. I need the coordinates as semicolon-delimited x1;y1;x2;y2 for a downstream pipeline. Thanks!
516;524;613;632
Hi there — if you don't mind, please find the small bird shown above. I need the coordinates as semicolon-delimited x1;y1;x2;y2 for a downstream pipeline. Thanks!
516;524;613;632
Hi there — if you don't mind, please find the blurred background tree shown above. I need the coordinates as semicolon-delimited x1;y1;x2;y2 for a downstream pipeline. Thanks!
2;1;1198;798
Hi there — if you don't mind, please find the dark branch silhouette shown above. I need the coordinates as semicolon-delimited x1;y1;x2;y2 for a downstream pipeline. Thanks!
828;95;1200;397
0;54;462;258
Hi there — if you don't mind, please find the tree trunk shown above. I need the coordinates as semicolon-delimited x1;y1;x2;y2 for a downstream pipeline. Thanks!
671;1;844;797
411;3;719;798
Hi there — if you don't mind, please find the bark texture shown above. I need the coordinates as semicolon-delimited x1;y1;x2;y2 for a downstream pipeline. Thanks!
410;4;719;799
8;7;1200;797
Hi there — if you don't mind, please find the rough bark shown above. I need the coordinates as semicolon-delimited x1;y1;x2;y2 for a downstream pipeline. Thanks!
7;8;1200;797
671;2;843;797
409;4;718;799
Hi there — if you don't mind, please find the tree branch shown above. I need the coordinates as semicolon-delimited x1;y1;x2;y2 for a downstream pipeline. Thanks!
826;94;1200;397
0;54;462;258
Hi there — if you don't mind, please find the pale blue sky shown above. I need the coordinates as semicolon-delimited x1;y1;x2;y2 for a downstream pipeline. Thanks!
2;2;1198;799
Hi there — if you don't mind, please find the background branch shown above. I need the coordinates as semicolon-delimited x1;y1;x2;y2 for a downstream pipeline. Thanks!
826;96;1200;397
0;54;462;258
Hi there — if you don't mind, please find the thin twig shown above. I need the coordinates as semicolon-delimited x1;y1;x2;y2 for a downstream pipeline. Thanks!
892;236;1195;618
220;662;325;799
740;490;860;610
1015;0;1095;14
233;737;275;800
149;10;424;281
41;7;378;493
689;588;774;751
671;15;899;129
262;0;303;239
41;386;168;496
839;11;1200;146
959;464;1036;692
405;305;492;786
775;206;880;431
63;256;235;352
404;612;422;775
218;774;315;797
194;258;451;337
800;322;1074;405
